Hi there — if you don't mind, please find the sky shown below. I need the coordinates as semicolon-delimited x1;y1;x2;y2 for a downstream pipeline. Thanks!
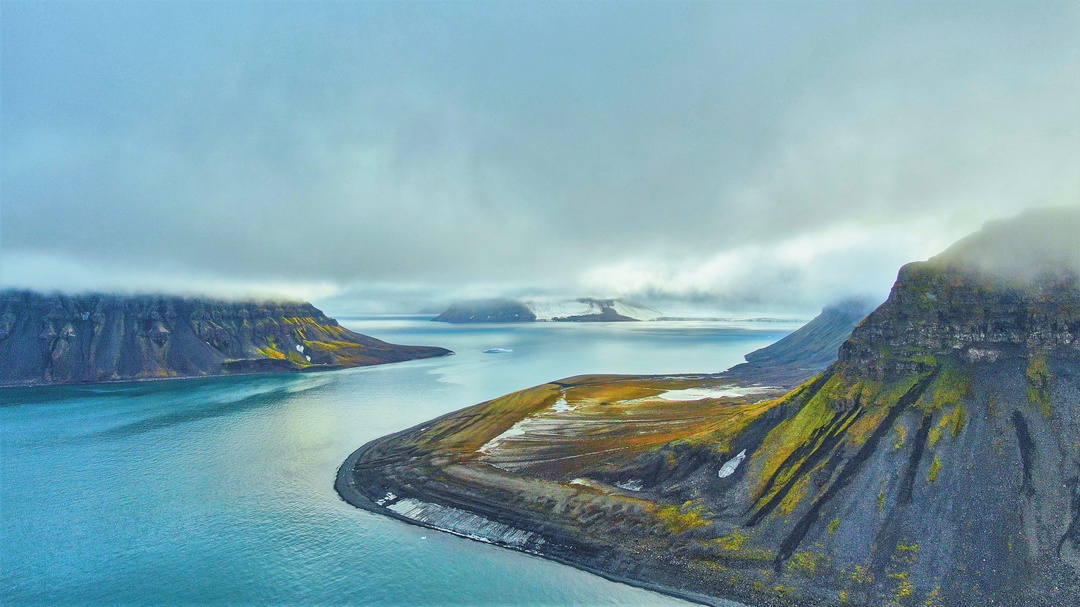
2;1;1078;315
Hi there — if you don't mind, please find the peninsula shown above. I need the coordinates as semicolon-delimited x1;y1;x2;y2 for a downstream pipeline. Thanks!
338;208;1080;607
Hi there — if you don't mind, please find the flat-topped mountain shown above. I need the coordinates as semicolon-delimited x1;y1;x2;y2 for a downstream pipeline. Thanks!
0;291;451;387
432;299;537;323
339;207;1080;607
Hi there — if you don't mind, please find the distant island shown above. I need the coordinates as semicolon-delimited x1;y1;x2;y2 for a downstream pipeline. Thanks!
0;292;451;387
339;208;1080;607
433;297;663;323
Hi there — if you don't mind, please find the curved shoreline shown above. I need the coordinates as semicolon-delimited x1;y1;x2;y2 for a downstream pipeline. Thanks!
0;348;454;390
335;430;745;607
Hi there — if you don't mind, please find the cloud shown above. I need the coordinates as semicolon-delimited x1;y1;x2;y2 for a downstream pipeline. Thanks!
578;215;974;312
2;1;1077;311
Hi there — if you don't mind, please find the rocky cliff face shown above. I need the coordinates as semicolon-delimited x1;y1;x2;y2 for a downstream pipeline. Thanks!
710;207;1080;605
0;292;451;386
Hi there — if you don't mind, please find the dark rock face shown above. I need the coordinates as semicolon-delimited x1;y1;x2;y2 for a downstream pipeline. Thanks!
0;291;451;386
432;299;537;323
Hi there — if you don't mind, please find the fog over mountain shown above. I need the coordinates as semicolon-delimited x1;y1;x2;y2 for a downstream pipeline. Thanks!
2;1;1077;314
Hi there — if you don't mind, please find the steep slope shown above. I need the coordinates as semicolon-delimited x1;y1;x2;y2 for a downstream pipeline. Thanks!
339;207;1080;607
0;291;451;386
724;297;876;385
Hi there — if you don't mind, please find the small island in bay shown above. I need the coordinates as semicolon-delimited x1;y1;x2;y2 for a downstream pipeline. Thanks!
338;208;1080;607
0;292;451;387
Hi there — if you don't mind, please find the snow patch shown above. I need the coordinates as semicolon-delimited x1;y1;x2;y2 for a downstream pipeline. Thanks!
658;386;774;401
550;397;575;413
718;449;747;478
387;498;544;549
478;419;532;454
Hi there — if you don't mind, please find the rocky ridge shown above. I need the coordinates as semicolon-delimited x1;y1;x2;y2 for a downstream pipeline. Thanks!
0;291;451;386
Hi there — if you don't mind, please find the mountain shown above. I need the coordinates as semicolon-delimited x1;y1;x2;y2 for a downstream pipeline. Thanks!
0;291;452;386
432;297;663;323
432;299;537;323
338;207;1080;607
723;296;877;385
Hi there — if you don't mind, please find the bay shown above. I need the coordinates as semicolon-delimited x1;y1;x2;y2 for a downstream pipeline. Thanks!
1;317;798;606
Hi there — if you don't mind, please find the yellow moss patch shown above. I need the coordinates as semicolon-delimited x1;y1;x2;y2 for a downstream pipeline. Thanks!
927;457;943;482
778;475;811;516
893;425;908;449
787;551;824;574
715;530;749;551
257;346;286;360
896;580;914;598
1026;355;1052;417
845;401;890;447
773;584;796;597
922;362;972;411
851;565;873;584
407;384;563;455
753;374;847;499
655;500;711;534
562;382;664;406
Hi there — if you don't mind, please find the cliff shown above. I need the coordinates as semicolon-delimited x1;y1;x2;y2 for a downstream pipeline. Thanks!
0;291;452;386
337;207;1080;607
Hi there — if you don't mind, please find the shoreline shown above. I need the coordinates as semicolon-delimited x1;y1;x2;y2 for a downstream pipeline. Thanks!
335;427;746;607
0;349;454;391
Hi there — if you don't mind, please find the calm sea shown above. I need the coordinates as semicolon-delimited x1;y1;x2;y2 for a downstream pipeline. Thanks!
1;316;797;606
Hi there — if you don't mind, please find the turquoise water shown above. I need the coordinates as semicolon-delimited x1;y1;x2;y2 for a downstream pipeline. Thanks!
1;317;796;606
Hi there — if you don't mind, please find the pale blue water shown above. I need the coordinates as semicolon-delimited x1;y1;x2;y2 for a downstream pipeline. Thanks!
1;317;797;606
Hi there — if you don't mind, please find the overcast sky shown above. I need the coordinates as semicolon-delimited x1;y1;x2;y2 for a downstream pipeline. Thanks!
2;1;1078;314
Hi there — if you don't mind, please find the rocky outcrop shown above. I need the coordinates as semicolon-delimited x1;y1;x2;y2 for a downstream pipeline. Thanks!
0;291;451;386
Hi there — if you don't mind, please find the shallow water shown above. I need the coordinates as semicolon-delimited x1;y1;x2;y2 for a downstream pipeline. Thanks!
1;317;796;606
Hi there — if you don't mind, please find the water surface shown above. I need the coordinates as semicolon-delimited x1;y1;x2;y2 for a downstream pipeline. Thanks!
1;317;796;606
